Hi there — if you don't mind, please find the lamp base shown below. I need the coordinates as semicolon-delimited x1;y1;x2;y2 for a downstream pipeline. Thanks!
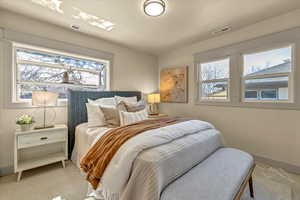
34;124;55;130
148;103;159;115
148;113;160;116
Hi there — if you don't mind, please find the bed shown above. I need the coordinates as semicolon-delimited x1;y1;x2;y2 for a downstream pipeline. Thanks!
71;123;110;168
68;90;254;200
67;90;142;158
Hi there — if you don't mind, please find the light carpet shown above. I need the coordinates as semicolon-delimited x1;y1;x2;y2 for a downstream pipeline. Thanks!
0;161;300;200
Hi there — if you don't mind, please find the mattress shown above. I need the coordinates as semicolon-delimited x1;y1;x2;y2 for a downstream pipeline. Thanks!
71;123;110;168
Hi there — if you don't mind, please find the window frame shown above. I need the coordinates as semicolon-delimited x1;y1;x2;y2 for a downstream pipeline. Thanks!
194;27;300;110
197;56;231;103
240;44;295;104
12;43;110;104
1;29;114;109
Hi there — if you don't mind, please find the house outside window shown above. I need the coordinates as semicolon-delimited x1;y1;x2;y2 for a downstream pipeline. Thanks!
242;46;293;102
14;43;109;102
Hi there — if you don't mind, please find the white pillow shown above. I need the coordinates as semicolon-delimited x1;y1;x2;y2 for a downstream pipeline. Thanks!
119;108;148;126
86;103;106;128
88;97;116;106
115;96;137;104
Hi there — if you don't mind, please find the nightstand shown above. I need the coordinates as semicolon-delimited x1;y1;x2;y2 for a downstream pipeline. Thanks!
148;114;168;118
14;124;68;181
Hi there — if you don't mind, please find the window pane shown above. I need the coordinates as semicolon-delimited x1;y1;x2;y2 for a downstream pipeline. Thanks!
15;46;108;101
17;83;103;100
69;70;100;86
200;58;229;81
245;76;288;101
17;49;57;64
18;64;65;83
261;90;277;99
18;64;100;86
56;56;105;71
17;49;105;71
245;91;258;99
243;46;292;76
201;81;228;100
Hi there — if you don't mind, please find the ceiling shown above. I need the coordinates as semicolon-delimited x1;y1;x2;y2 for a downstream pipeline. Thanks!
0;0;300;55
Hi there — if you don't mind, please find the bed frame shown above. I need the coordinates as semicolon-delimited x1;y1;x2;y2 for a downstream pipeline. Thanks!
67;90;142;158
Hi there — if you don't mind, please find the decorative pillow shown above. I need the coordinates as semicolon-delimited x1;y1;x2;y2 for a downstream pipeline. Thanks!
88;97;116;106
119;108;148;126
100;106;120;127
115;96;137;104
86;103;106;128
120;100;146;112
116;101;128;112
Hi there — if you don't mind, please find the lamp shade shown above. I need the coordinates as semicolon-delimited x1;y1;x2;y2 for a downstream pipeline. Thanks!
32;91;58;106
148;93;160;103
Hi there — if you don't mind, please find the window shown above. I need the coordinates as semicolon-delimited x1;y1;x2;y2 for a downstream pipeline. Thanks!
242;46;292;102
194;27;300;109
260;89;277;100
198;58;230;101
14;44;109;101
245;90;258;99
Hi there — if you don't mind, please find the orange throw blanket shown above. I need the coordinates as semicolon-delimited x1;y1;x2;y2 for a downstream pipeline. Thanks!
80;117;188;189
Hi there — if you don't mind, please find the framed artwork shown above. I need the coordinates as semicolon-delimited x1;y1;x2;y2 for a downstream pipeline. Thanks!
160;66;188;103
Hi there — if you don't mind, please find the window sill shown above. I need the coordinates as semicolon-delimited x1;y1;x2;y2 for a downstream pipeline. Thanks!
194;101;300;110
4;100;67;109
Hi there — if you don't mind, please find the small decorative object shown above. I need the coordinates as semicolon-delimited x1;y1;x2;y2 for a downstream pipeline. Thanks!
160;66;188;103
32;91;58;129
62;71;69;83
143;0;166;17
147;93;160;115
16;114;35;131
53;196;67;200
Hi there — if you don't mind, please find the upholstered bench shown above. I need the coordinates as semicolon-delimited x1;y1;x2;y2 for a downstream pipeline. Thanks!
161;148;255;200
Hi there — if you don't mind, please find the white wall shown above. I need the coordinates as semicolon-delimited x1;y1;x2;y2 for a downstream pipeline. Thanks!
158;9;300;168
0;9;158;174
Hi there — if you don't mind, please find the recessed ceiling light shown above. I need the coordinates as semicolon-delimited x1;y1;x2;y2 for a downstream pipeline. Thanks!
144;0;166;17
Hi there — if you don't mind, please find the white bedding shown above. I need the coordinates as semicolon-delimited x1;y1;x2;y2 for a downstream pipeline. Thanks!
84;120;224;200
71;123;111;168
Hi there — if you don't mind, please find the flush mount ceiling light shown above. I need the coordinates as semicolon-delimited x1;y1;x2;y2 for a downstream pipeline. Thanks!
144;0;166;17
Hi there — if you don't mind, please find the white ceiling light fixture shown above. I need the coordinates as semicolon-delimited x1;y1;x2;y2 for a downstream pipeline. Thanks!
144;0;166;17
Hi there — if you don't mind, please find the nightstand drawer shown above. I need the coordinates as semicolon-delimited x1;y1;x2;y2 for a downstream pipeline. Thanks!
18;131;66;149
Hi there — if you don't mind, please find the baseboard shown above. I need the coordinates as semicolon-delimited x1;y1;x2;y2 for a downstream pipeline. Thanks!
254;155;300;175
0;166;14;177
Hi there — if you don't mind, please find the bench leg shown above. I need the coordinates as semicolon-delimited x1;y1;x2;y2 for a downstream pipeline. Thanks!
17;171;22;182
62;160;66;168
249;175;254;198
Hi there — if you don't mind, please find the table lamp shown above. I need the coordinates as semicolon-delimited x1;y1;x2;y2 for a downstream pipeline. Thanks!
147;93;160;115
32;91;58;129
